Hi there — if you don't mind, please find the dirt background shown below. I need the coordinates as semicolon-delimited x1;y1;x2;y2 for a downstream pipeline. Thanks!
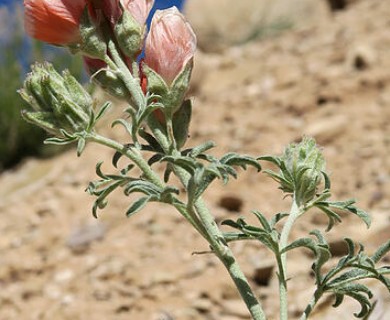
0;0;390;319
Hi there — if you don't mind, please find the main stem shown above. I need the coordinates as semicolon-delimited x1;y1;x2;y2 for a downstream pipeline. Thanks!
175;166;267;320
278;198;301;320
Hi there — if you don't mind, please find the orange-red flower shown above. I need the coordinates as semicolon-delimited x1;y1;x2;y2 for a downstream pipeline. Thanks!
144;7;196;85
24;0;87;45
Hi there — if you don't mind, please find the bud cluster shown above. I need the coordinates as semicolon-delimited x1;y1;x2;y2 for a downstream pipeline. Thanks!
19;62;94;136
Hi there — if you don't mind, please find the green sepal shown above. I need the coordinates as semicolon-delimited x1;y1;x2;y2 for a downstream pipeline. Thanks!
169;60;193;111
21;111;59;135
77;7;107;59
62;69;93;111
172;99;192;149
114;5;143;58
143;64;169;99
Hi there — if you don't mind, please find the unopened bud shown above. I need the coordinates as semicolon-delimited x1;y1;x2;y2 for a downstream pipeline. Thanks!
20;63;94;136
73;7;107;59
114;7;144;58
282;137;326;205
143;7;196;113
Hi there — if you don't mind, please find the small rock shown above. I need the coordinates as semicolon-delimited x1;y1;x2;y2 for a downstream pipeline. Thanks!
222;299;250;318
66;221;106;253
219;195;244;212
328;238;349;257
150;272;176;285
90;258;125;280
151;311;175;320
304;115;347;144
115;305;132;314
253;261;275;286
44;283;62;300
54;269;74;283
192;298;213;313
92;289;111;301
61;294;75;305
347;44;377;71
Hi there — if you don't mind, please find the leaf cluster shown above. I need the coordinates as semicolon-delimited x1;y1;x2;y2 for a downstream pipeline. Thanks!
86;160;181;218
223;210;390;319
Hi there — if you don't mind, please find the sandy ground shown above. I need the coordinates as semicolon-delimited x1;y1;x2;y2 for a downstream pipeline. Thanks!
0;0;390;319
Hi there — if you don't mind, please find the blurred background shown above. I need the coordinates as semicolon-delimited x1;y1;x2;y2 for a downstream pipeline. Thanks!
0;1;389;319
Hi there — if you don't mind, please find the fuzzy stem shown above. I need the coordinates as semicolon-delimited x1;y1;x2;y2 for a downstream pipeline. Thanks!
278;198;302;320
105;41;145;110
89;133;163;188
174;165;267;320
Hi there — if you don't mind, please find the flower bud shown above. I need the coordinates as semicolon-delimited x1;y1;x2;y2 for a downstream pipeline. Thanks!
143;7;196;113
103;0;154;58
280;137;326;205
103;0;154;27
20;62;93;136
145;7;196;86
76;7;107;59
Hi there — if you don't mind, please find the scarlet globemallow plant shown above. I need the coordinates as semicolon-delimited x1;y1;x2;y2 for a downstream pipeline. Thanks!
19;2;390;320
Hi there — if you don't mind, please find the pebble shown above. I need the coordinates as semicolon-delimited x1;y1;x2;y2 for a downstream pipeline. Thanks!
66;221;106;253
347;44;377;71
192;298;213;313
54;269;74;283
222;299;251;318
151;311;175;320
304;115;347;144
252;261;275;286
218;195;244;212
44;284;62;300
328;239;349;257
90;258;125;280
